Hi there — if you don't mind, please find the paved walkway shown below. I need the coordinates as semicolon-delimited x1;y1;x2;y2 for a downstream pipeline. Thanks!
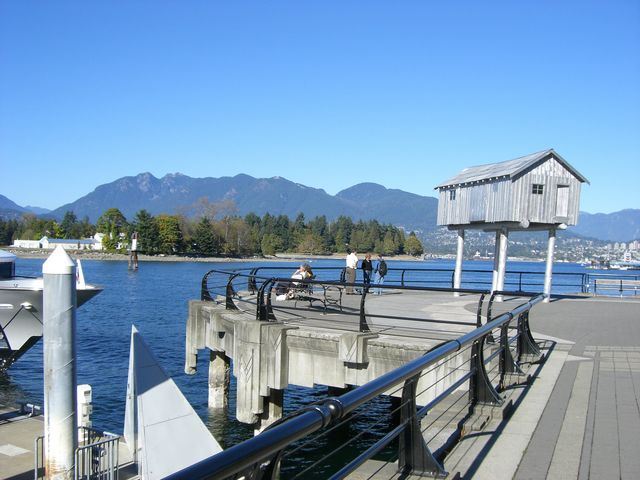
474;296;640;480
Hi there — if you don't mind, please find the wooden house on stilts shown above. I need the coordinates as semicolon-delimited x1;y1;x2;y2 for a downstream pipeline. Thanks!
434;149;589;300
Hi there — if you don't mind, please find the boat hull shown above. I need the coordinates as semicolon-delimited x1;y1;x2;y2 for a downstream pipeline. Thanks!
0;280;102;370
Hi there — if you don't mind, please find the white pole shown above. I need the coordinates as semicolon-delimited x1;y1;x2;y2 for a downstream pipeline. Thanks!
453;229;465;296
544;228;556;302
43;246;78;479
496;229;509;301
492;231;500;291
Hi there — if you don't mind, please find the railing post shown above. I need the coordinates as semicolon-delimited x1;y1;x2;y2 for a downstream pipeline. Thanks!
398;375;447;477
248;268;259;294
485;292;498;344
476;293;487;328
469;337;502;406
201;270;215;301
517;311;542;361
359;287;370;332
499;318;524;389
265;281;276;321
401;269;406;287
226;274;240;310
256;281;268;321
256;279;277;321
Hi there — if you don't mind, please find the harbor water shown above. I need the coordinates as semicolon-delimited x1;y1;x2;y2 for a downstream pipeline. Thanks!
1;257;633;453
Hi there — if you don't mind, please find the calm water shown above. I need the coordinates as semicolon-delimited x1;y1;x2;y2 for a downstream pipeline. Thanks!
1;257;630;452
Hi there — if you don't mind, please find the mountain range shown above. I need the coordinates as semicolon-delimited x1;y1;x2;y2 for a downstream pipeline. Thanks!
1;173;638;242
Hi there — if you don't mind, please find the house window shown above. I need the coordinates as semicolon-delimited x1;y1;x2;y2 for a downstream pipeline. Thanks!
449;189;457;201
532;184;544;195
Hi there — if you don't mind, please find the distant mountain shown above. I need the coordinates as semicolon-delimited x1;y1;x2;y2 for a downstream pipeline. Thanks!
24;205;51;215
336;183;437;231
0;194;28;220
46;173;438;231
571;209;640;242
2;175;638;242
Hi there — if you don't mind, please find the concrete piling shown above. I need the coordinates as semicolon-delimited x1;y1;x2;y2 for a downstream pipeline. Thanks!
255;389;284;434
208;350;231;409
42;246;78;479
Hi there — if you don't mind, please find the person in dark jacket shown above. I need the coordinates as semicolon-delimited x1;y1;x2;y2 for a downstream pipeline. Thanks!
373;254;387;295
361;253;373;289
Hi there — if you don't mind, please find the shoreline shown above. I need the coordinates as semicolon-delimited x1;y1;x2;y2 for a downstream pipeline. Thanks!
3;248;425;263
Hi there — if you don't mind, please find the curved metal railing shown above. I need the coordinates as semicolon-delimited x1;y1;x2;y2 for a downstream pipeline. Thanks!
201;267;540;334
201;264;589;302
171;285;545;479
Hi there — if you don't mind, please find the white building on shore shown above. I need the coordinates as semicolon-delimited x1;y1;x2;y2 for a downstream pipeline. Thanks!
12;234;104;251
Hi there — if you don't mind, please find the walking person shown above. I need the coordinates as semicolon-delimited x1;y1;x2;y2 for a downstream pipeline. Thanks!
361;253;373;292
373;254;387;295
345;249;358;294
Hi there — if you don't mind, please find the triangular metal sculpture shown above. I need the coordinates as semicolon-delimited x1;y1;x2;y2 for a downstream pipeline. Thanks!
124;325;222;479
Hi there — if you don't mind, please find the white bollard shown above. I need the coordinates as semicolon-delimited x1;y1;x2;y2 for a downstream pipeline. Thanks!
43;246;78;479
77;384;93;440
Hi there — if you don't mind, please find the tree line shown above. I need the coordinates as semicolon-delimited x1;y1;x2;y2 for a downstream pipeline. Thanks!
0;207;425;257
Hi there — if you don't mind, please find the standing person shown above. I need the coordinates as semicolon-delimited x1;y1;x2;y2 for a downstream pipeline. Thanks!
345;249;358;294
361;253;373;289
374;254;387;295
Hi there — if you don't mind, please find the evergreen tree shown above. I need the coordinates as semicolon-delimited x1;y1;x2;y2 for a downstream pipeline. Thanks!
261;233;282;256
274;215;292;251
331;216;354;253
59;211;79;239
244;212;261;228
133;209;160;254
193;217;219;256
0;219;19;245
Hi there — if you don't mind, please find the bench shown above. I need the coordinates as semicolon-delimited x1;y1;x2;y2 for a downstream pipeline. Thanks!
593;278;640;296
287;284;344;313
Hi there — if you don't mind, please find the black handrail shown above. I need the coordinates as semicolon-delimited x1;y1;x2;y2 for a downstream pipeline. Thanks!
202;267;542;336
201;265;589;301
169;293;545;479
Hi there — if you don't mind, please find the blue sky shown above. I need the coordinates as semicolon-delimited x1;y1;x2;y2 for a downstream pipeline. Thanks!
1;1;638;214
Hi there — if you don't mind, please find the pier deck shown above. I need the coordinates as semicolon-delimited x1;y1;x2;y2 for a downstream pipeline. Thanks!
0;405;136;480
348;295;640;479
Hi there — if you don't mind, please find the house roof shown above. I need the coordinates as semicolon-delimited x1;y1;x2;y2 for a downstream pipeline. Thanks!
41;237;96;245
434;149;590;189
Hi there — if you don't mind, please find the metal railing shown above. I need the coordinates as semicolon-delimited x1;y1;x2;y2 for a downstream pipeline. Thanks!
202;267;539;334
171;284;545;479
201;265;589;302
588;272;640;296
35;427;120;480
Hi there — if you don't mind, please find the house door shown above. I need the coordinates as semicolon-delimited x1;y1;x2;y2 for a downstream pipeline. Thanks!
556;185;569;217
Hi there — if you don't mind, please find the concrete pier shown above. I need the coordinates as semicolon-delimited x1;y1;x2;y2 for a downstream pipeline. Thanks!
184;292;477;429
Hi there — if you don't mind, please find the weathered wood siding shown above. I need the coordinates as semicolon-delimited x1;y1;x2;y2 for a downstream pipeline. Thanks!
437;156;582;227
514;157;582;225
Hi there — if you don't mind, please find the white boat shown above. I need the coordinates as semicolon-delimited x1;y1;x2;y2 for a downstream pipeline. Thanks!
0;249;102;370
